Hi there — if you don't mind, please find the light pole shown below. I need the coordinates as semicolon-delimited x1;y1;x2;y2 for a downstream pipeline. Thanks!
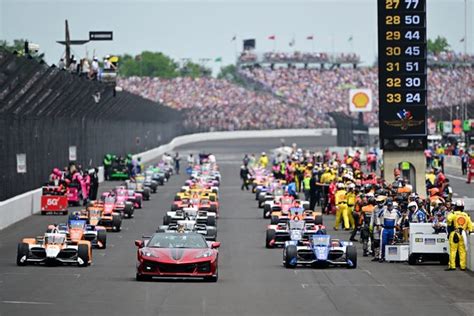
465;0;468;54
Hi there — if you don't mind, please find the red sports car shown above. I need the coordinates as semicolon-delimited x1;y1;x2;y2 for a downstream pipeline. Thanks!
135;232;219;282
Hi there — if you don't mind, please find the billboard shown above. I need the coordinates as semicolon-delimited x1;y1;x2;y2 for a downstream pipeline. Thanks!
349;89;373;112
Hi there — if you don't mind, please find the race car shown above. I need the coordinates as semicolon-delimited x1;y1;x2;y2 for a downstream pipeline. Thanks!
17;230;91;267
100;194;134;218
257;185;285;208
143;170;159;193
135;232;220;281
111;187;142;210
270;206;323;225
163;207;217;227
125;179;151;201
283;234;357;269
265;220;325;248
53;218;107;249
159;219;217;241
263;195;309;219
79;202;122;232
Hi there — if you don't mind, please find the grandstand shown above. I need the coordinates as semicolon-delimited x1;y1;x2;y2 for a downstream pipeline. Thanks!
120;50;474;132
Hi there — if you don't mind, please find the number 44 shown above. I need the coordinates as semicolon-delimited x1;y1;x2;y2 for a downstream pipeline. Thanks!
405;30;420;40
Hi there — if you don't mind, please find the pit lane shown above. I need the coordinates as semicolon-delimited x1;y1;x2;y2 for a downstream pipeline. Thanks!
0;137;473;316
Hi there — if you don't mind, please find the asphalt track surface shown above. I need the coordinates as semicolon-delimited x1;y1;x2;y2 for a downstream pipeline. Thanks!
1;136;474;316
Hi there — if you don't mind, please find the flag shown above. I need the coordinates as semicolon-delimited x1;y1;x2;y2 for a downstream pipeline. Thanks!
231;35;236;42
268;35;275;40
348;36;353;42
460;37;465;42
214;57;222;62
289;38;295;47
306;35;314;40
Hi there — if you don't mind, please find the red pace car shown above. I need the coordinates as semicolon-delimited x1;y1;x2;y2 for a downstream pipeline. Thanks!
135;232;220;282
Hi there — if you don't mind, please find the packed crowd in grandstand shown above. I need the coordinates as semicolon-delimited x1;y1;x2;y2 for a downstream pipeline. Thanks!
121;76;325;131
119;51;474;131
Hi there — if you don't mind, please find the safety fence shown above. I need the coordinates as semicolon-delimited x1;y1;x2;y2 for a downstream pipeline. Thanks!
0;50;185;201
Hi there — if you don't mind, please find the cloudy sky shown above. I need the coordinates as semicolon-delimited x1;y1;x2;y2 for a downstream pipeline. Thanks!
0;0;472;71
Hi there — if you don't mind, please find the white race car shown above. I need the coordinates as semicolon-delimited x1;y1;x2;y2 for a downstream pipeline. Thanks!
17;231;92;267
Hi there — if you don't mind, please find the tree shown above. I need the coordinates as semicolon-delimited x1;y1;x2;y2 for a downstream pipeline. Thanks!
118;51;179;78
217;64;237;80
0;39;45;61
428;36;450;55
217;64;245;85
179;61;211;78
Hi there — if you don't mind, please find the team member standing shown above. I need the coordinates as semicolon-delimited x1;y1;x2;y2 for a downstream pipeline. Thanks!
446;200;472;271
334;183;349;230
467;153;474;184
174;152;181;175
370;196;386;261
377;198;401;262
240;165;250;191
360;197;375;256
258;152;269;168
346;183;356;231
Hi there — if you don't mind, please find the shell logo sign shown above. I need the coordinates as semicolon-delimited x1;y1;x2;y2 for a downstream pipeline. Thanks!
349;89;373;112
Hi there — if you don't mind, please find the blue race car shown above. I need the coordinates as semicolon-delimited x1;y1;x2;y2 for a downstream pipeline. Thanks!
283;234;357;269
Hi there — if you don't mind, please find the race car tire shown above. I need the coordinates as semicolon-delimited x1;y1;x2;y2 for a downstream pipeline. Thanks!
207;215;217;227
258;196;265;208
270;215;279;225
97;230;107;249
266;229;276;248
17;243;29;266
263;204;271;218
163;215;172;226
143;188;151;201
210;204;217;213
171;204;178;212
205;268;218;282
78;244;90;267
112;214;122;232
207;227;217;241
346;245;357;269
255;189;261;200
284;245;298;268
314;215;323;225
136;273;151;282
124;204;134;218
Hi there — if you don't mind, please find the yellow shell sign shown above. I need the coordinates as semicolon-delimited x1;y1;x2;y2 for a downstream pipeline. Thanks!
349;89;373;112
